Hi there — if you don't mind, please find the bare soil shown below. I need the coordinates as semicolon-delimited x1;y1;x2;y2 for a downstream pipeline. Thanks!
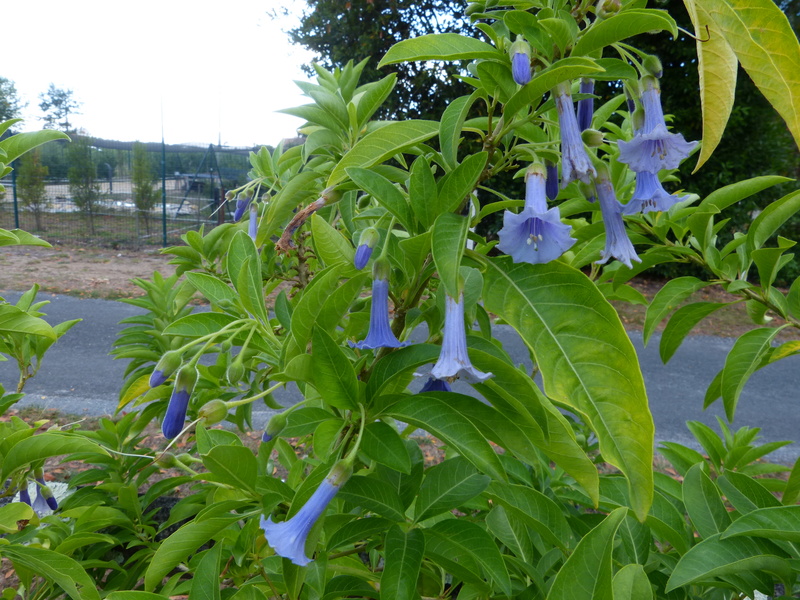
0;243;796;340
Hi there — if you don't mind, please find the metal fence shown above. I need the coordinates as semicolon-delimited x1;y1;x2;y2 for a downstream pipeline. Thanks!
0;136;258;249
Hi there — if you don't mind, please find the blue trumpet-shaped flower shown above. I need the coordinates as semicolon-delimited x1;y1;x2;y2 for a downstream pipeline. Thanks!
351;267;408;350
354;227;379;270
162;365;198;439
595;175;641;269
420;377;452;393
617;77;697;173
555;84;596;187
431;293;493;383
576;78;595;132
497;165;575;265
509;36;531;85
261;461;351;566
622;171;689;215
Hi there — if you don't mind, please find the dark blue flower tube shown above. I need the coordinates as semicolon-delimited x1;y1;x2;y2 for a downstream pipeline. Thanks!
162;365;198;439
576;78;595;132
554;83;596;187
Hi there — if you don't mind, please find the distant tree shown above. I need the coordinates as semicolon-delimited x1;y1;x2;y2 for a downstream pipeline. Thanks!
132;142;158;234
68;136;100;234
39;84;81;132
17;149;50;231
286;0;472;120
0;77;25;123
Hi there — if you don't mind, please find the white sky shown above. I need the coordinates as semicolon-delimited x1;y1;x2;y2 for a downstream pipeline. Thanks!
4;1;316;147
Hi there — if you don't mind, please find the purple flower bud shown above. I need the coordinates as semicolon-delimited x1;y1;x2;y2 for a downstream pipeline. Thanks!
19;485;31;506
162;365;198;439
420;377;452;393
595;173;641;269
509;36;532;85
261;460;352;565
622;170;689;215
262;411;287;443
545;161;559;200
554;84;597;187
354;227;379;270
248;201;258;241
232;189;253;221
431;293;493;383
150;350;182;388
576;79;595;132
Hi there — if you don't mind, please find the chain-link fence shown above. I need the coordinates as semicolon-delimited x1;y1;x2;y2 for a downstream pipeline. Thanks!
0;136;257;249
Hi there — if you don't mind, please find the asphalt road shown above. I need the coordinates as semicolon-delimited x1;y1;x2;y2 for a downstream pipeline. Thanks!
1;290;798;463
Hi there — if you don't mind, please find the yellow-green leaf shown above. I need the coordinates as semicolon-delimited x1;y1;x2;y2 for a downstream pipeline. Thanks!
684;0;738;172
697;0;800;150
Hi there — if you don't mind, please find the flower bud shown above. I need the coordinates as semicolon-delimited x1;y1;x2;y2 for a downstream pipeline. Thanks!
155;452;179;469
643;55;663;79
199;399;228;426
177;452;202;465
227;357;245;384
581;128;605;147
465;2;483;15
262;411;288;442
597;0;621;18
249;201;259;241
509;36;532;85
225;190;235;202
545;161;559;200
357;194;372;210
162;365;198;439
354;227;380;270
150;350;183;388
328;459;354;487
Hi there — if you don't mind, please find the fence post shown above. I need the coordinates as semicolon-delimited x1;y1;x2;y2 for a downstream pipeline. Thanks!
161;138;167;247
11;161;19;229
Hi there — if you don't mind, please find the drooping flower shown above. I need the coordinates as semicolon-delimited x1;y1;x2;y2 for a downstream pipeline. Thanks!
617;76;697;173
262;411;287;443
35;470;58;511
509;36;532;86
248;201;258;241
162;365;198;439
554;83;596;187
354;227;379;270
595;173;641;269
576;78;595;132
261;460;352;566
420;377;452;393
150;350;182;388
18;484;31;507
622;170;689;215
431;293;493;384
545;160;559;200
232;189;253;221
497;165;575;265
350;261;408;350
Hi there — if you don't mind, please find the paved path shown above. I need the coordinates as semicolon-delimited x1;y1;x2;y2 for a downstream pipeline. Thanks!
1;290;798;463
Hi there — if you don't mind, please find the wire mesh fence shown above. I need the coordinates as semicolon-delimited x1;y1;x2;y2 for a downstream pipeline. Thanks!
0;136;256;249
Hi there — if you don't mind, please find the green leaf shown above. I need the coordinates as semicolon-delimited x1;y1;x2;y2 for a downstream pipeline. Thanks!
666;533;792;591
431;212;469;299
783;457;800;505
338;475;406;521
1;433;108;480
482;257;653;519
719;327;781;420
185;272;238;307
312;327;359;410
0;502;34;534
440;92;478;170
485;481;572;551
683;463;731;538
361;421;412;474
698;175;792;212
163;313;238;338
684;0;738;171
644;277;711;346
311;213;356;269
437;151;487;213
328;516;393;550
328;120;438;186
572;9;678;55
380;526;425;600
356;74;397;127
721;506;800;543
428;519;512;596
0;129;70;163
347;167;415;232
504;57;606;116
0;545;101;600
659;302;732;363
546;507;628;600
612;564;654;600
144;515;240;591
0;304;56;339
408;156;439;228
202;445;258;494
698;0;800;150
745;189;800;253
414;456;490;523
290;265;343;350
378;33;503;67
383;394;506;482
718;471;781;513
189;544;222;600
107;593;170;600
